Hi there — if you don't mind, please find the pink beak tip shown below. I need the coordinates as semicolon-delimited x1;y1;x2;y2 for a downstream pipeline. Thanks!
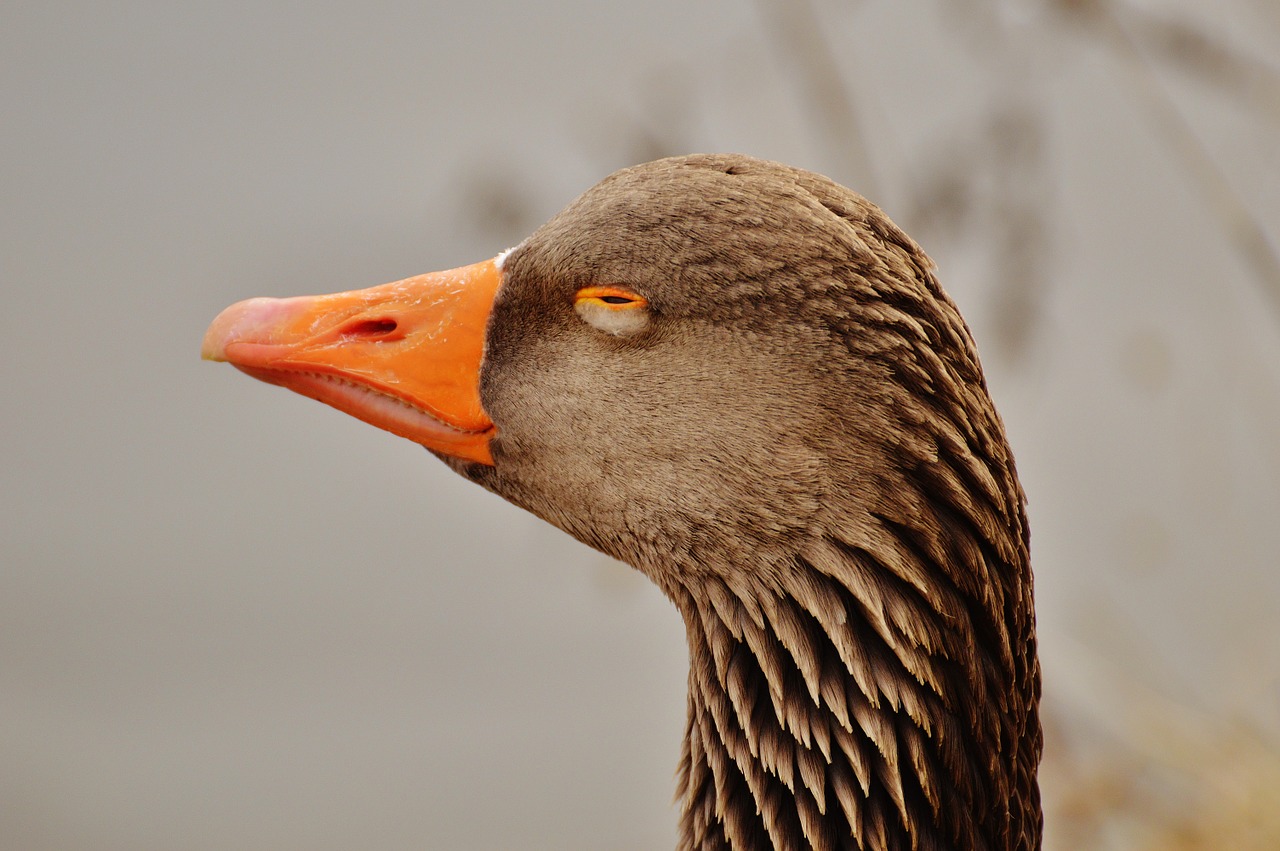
202;297;304;362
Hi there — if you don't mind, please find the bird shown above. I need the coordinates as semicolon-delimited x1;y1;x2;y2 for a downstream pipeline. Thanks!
203;153;1041;851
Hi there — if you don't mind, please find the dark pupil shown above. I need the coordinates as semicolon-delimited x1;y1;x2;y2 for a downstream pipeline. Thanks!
600;295;632;305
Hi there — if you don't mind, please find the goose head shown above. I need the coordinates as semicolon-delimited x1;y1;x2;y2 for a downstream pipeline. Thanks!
204;153;1042;850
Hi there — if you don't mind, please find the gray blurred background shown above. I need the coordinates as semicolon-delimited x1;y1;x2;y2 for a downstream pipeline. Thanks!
4;1;1278;848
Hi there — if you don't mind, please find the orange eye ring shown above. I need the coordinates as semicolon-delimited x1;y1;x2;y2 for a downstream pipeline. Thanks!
574;286;648;310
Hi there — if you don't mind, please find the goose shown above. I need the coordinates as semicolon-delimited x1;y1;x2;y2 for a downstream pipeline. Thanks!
203;153;1041;850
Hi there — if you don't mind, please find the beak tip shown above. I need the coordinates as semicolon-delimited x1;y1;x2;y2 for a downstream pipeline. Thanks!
202;307;241;362
201;331;228;362
201;323;230;362
201;297;295;363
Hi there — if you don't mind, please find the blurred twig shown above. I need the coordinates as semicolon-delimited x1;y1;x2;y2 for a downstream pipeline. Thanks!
898;0;1055;361
754;0;881;200
1053;0;1280;323
1044;634;1280;850
1112;1;1280;121
455;161;545;249
576;67;696;169
987;102;1051;359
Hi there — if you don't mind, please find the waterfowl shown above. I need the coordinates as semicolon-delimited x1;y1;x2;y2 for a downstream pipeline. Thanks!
203;153;1041;850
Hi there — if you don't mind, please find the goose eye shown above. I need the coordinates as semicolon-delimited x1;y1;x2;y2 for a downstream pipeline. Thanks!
574;286;650;336
574;286;647;310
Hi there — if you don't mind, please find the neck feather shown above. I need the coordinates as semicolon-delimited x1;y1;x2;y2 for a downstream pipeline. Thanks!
667;526;1040;851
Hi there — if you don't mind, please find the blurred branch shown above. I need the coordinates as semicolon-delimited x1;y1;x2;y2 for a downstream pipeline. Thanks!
1044;634;1280;850
1118;2;1280;121
456;161;544;249
987;103;1051;360
579;68;696;169
901;0;1056;362
1054;0;1280;321
754;0;882;200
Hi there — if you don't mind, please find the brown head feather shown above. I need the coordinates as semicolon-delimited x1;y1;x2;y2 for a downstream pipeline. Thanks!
445;154;1042;849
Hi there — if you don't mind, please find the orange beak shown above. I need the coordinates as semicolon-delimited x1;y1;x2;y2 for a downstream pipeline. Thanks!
202;258;502;465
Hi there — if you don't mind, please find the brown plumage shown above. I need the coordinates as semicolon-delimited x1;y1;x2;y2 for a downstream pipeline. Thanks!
205;153;1042;850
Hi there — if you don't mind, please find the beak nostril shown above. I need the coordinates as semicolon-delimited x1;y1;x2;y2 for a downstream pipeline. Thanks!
345;318;399;339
